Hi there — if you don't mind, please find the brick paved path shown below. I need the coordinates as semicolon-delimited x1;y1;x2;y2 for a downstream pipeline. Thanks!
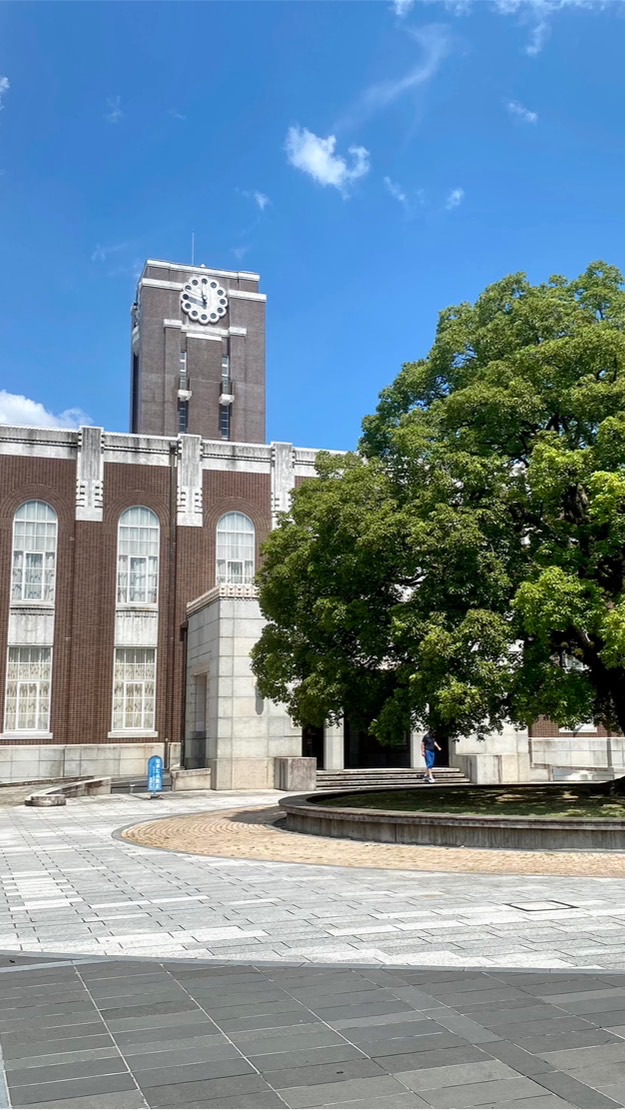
4;955;625;1108
123;806;625;878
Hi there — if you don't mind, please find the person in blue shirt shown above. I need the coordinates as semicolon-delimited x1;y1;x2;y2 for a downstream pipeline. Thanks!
421;731;442;784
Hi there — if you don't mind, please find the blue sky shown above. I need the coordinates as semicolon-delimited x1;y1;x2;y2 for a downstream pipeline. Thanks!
1;0;625;450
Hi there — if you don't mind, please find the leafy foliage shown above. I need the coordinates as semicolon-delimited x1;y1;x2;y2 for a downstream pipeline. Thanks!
252;263;625;744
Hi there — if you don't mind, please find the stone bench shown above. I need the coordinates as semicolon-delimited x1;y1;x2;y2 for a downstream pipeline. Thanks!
25;778;112;807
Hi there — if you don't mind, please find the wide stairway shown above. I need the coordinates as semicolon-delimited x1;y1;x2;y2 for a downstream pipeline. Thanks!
315;766;470;791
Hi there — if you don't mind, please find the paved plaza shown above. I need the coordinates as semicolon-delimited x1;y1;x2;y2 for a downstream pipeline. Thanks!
3;791;625;1107
4;956;625;1108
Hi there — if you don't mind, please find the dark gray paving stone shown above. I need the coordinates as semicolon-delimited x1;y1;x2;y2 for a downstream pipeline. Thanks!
332;1018;436;1041
122;1034;229;1058
9;1073;137;1108
562;1008;625;1026
257;1057;385;1091
373;1045;487;1074
308;1001;413;1022
215;1009;318;1033
11;1093;147;1110
483;1040;557;1076
460;1004;565;1027
229;1026;347;1055
141;1072;273;1108
596;1084;625;1106
275;1074;409;1109
113;1022;218;1047
515;1028;622;1054
134;1057;255;1089
426;1012;502;1044
2;1034;115;1063
124;1044;244;1072
1;1023;108;1050
422;1076;547;1108
500;1017;602;1042
567;1063;625;1088
7;1057;128;1087
249;1044;368;1073
393;1059;518;1092
541;1042;625;1069
426;987;532;1008
100;1000;200;1021
475;1098;574;1109
0;1008;99;1033
3;1048;121;1071
202;998;314;1021
536;1070;624;1108
350;1031;466;1058
184;1094;287;1109
325;1097;430;1110
106;1010;211;1034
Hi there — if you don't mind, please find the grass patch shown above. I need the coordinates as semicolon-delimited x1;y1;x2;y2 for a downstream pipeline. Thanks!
319;786;625;821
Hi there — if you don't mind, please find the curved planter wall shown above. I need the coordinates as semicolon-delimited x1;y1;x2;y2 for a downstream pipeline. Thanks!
280;792;625;852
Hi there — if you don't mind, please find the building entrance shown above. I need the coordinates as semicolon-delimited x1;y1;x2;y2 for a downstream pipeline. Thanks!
343;720;410;768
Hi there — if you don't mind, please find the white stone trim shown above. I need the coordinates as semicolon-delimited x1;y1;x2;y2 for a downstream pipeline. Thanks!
0;426;78;460
271;442;295;525
187;583;259;616
163;318;183;329
144;259;260;281
76;426;104;522
228;289;267;302
141;278;184;291
177;435;203;527
0;732;53;741
107;730;159;739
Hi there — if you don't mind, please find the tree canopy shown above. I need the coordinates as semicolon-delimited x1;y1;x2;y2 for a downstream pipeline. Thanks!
252;263;625;747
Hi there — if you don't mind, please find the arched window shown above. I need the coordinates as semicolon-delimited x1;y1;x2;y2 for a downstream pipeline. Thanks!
216;512;255;585
117;507;159;605
12;501;58;603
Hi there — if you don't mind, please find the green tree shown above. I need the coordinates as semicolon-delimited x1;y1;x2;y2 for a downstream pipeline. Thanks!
252;263;625;758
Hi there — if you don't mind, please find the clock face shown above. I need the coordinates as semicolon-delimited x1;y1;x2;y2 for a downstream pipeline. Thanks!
180;276;228;325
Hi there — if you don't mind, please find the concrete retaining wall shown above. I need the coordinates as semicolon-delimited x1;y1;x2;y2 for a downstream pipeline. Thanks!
280;790;625;852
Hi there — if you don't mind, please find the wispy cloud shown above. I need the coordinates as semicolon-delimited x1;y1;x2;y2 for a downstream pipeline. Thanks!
285;126;370;195
104;95;123;124
91;242;128;263
391;0;416;16
168;108;186;121
384;176;408;207
345;23;451;127
507;98;538;124
253;191;270;211
232;245;250;262
0;391;91;430
0;76;9;111
494;0;619;55
445;187;465;210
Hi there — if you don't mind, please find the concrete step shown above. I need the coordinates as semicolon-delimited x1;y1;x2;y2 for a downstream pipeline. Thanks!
315;767;469;791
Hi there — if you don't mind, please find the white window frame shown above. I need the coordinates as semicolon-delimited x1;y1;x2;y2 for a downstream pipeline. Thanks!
11;501;58;605
3;646;53;736
110;647;157;735
216;512;255;585
116;507;160;607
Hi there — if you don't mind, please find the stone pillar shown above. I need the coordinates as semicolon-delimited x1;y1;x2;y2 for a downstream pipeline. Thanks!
177;434;203;527
410;729;425;769
324;722;344;770
76;426;104;521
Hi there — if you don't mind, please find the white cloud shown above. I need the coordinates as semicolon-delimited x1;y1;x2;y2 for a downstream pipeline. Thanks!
168;108;186;121
91;242;128;263
392;0;416;16
384;176;408;205
0;392;91;430
232;245;250;261
285;127;370;195
445;187;465;210
253;191;270;211
507;99;538;123
352;24;450;122
104;96;123;124
494;0;622;55
0;76;9;111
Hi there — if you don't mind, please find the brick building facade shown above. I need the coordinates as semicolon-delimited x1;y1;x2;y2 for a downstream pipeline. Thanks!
0;258;614;785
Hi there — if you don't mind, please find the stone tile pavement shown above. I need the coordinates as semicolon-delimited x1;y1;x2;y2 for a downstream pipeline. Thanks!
4;956;625;1108
2;792;625;970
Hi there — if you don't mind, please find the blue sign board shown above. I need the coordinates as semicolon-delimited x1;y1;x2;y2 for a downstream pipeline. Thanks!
147;755;164;795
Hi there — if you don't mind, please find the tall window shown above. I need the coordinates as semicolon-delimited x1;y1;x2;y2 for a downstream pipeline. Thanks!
4;647;52;732
112;647;156;731
117;507;159;605
216;512;255;585
12;501;58;603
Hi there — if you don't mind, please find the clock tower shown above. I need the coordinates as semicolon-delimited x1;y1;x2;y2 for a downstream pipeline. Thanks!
130;260;267;443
